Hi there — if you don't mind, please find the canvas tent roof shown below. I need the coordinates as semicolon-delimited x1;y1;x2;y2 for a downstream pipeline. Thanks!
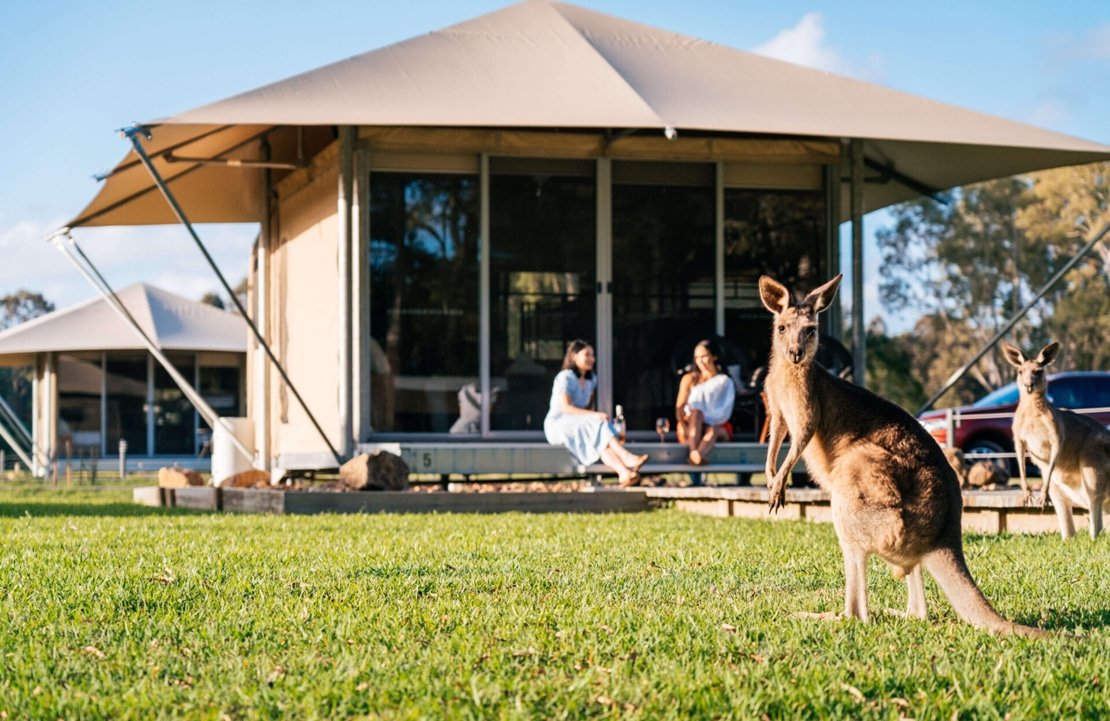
68;0;1110;229
0;284;248;357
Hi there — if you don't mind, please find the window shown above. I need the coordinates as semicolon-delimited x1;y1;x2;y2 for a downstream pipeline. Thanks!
370;172;480;432
723;189;826;378
489;163;596;431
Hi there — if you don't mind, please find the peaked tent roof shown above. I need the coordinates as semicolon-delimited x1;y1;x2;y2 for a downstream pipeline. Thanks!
0;284;249;356
68;0;1110;228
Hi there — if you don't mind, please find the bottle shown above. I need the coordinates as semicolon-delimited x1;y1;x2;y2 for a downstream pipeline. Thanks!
614;404;626;444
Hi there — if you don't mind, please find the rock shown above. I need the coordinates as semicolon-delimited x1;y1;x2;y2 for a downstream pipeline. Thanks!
968;460;1008;488
942;447;969;488
339;451;410;491
221;468;271;488
158;466;205;488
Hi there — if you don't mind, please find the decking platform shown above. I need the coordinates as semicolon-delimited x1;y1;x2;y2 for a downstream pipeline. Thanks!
134;483;1078;534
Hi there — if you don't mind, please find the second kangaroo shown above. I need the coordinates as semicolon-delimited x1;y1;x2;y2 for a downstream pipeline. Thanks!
1002;341;1110;539
759;274;1045;637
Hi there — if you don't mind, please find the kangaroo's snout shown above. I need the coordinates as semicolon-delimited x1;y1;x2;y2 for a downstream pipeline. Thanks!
788;348;805;364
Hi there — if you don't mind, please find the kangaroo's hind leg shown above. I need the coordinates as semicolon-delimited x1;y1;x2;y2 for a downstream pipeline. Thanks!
905;565;928;619
1050;484;1076;540
1081;465;1106;539
840;541;870;622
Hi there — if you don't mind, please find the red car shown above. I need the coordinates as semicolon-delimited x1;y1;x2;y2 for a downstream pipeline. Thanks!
917;371;1110;470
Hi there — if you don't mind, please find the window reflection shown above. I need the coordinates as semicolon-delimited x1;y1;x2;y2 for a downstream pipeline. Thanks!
105;354;148;455
724;189;826;372
154;354;195;455
57;354;102;452
490;170;595;431
612;171;715;431
370;173;480;432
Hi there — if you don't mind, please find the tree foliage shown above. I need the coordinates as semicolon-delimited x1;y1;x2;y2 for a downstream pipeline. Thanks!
0;290;53;456
1;290;54;331
874;162;1110;408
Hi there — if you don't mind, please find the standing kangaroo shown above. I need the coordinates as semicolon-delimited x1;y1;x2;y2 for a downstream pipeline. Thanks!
760;274;1045;637
1002;342;1110;540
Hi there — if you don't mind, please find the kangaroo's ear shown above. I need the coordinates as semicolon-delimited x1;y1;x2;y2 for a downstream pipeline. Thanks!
1037;342;1060;366
1001;343;1026;368
803;274;843;314
759;276;791;315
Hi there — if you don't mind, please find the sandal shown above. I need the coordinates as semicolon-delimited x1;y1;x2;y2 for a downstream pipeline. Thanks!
630;454;649;473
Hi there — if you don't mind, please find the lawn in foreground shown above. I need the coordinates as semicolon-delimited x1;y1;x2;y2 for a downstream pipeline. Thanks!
0;483;1108;720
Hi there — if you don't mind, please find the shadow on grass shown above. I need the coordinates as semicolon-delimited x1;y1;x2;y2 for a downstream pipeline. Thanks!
1019;606;1110;633
0;501;203;518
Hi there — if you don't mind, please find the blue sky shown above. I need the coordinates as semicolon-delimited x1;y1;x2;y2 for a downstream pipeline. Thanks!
1;0;1108;331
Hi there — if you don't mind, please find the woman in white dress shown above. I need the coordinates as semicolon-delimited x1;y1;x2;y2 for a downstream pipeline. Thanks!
544;340;649;486
675;339;736;465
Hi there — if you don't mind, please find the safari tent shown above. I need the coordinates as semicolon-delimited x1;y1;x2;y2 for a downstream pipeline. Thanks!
56;1;1110;474
0;284;246;475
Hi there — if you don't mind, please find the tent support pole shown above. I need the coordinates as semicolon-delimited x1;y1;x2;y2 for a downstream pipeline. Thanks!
49;233;254;465
850;138;865;387
121;125;343;467
916;220;1110;415
337;126;354;458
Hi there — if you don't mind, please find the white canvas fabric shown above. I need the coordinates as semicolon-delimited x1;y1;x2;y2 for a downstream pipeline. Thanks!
67;0;1110;229
0;283;248;357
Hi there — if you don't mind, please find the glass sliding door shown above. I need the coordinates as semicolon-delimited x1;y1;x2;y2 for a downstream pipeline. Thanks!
611;162;716;432
723;189;827;376
153;354;196;455
369;172;480;433
105;353;148;455
57;354;102;453
489;159;596;432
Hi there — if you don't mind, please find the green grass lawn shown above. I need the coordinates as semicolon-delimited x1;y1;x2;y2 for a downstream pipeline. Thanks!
1;483;1108;720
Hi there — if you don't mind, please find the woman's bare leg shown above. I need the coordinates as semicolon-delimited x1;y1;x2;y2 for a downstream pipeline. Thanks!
607;438;649;473
599;447;633;485
681;410;705;464
694;425;726;464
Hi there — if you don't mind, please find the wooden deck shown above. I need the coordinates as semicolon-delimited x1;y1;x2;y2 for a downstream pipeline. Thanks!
133;483;1077;534
644;486;1077;535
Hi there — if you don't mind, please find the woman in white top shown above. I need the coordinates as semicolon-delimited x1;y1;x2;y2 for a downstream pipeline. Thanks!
544;339;649;486
675;339;736;465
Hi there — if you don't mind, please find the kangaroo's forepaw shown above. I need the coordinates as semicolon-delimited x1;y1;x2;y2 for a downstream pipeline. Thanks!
1036;492;1050;509
767;483;787;514
1020;488;1033;506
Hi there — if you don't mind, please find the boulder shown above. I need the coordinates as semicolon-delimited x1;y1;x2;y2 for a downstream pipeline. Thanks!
968;460;1008;488
340;451;410;491
158;466;205;488
221;468;271;488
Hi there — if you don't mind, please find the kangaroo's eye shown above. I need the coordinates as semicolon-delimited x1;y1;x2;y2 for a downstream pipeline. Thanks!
778;325;785;333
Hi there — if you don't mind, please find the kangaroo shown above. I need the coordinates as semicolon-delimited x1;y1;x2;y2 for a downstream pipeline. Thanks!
759;274;1046;637
1002;342;1110;540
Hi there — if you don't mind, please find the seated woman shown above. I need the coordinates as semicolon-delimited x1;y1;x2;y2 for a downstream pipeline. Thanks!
675;339;736;465
544;339;649;486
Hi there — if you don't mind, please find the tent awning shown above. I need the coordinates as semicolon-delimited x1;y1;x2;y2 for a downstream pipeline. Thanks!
67;0;1110;229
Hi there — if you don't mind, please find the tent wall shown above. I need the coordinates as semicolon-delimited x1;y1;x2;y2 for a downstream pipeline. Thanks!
269;143;342;461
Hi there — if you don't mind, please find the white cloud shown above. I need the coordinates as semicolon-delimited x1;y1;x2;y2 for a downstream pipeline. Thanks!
1026;97;1072;129
0;212;257;311
1079;22;1110;60
752;13;851;75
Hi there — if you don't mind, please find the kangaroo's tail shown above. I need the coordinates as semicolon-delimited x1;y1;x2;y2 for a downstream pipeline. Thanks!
922;546;1048;638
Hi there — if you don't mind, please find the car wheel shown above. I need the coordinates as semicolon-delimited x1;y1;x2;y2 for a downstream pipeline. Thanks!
963;438;1019;478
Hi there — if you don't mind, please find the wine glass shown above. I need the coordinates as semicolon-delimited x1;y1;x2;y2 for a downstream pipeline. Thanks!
655;417;670;444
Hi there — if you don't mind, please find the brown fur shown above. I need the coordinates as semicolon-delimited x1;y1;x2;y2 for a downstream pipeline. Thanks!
759;274;1046;637
1002;342;1110;539
942;447;969;487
